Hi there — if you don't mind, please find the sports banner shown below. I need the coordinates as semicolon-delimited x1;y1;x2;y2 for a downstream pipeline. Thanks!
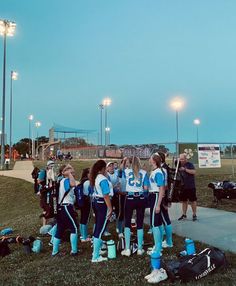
198;144;221;168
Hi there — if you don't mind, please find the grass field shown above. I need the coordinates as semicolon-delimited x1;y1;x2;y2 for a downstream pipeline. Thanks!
1;175;236;285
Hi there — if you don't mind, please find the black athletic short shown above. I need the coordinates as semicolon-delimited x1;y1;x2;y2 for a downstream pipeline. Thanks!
179;188;197;202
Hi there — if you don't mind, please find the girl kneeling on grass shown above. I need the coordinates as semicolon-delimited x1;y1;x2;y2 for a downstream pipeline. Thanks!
52;164;78;256
90;160;113;263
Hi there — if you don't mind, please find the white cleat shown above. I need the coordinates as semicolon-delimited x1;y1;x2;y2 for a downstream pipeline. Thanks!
137;249;145;256
121;249;131;257
91;256;108;263
144;270;158;280
147;268;168;283
162;240;173;248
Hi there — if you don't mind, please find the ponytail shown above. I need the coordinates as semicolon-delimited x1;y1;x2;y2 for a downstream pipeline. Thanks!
90;160;107;187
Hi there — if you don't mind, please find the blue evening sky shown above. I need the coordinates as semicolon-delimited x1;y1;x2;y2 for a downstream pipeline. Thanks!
1;0;236;146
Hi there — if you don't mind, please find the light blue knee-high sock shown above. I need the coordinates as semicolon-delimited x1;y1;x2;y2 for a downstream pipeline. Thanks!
165;224;173;246
79;224;82;237
160;224;165;241
92;237;101;260
70;233;78;254
84;224;88;239
124;227;131;250
137;229;144;250
159;225;164;243
49;224;57;245
80;224;88;240
52;237;60;255
153;226;162;254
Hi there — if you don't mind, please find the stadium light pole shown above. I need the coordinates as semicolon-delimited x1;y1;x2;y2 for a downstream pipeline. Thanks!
170;97;185;157
35;121;41;157
103;97;112;146
105;127;111;145
28;114;33;158
193;118;200;144
99;103;104;145
9;71;18;161
0;19;16;169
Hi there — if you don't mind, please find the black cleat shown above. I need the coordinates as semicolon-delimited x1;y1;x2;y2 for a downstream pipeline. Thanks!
178;214;187;221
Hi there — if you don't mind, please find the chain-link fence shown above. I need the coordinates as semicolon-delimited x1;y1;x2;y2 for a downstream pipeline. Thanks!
58;142;236;177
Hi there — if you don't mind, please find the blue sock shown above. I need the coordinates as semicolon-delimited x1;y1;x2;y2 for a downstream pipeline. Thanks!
92;237;101;260
153;226;162;254
137;229;144;250
159;225;164;242
124;227;131;250
70;233;78;254
79;224;82;237
49;224;57;244
80;224;86;240
118;221;123;234
52;237;60;255
165;224;173;246
84;224;88;239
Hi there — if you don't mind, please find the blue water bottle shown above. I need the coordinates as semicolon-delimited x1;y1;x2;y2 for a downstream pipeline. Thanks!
185;238;196;255
32;238;43;253
107;240;116;259
150;251;161;270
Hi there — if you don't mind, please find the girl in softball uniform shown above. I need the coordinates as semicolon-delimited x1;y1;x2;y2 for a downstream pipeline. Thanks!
149;154;166;255
121;156;149;257
90;160;113;263
52;164;78;256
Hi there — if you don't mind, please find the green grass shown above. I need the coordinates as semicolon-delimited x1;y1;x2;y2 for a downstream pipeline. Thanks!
0;175;236;285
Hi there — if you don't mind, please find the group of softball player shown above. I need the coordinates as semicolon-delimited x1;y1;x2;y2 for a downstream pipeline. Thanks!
49;153;173;264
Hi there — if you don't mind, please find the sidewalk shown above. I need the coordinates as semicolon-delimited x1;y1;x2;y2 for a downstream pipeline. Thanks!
145;203;236;253
0;160;34;183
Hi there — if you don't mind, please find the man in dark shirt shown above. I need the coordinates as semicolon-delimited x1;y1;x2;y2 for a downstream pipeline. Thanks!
178;153;197;221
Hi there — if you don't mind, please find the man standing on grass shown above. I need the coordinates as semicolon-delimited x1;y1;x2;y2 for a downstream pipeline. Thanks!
178;153;198;221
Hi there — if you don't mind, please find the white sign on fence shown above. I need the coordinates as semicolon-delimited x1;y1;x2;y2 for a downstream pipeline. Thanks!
198;144;221;168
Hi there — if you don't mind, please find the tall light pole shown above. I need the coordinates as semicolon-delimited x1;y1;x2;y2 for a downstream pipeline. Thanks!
28;114;33;158
105;127;111;145
170;97;185;157
35;121;41;157
99;103;104;145
9;71;18;161
103;97;112;146
0;19;16;169
193;118;200;144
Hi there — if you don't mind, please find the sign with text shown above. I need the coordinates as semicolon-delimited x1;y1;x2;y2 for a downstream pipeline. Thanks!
198;144;221;168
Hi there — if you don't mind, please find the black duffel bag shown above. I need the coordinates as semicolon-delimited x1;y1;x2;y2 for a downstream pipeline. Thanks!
178;247;227;283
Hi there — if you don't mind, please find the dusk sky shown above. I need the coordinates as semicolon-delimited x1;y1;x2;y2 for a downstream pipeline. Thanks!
1;0;236;146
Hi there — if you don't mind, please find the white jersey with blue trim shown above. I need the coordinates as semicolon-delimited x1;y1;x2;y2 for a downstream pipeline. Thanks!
149;168;165;192
124;168;148;193
83;180;90;196
58;177;75;205
107;172;119;187
95;174;112;198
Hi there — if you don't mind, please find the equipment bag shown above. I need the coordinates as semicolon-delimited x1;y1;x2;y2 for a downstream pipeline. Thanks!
178;247;227;283
74;184;84;208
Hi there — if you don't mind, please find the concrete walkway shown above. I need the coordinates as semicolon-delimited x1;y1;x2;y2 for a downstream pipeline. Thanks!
0;161;236;253
0;160;34;183
145;203;236;253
